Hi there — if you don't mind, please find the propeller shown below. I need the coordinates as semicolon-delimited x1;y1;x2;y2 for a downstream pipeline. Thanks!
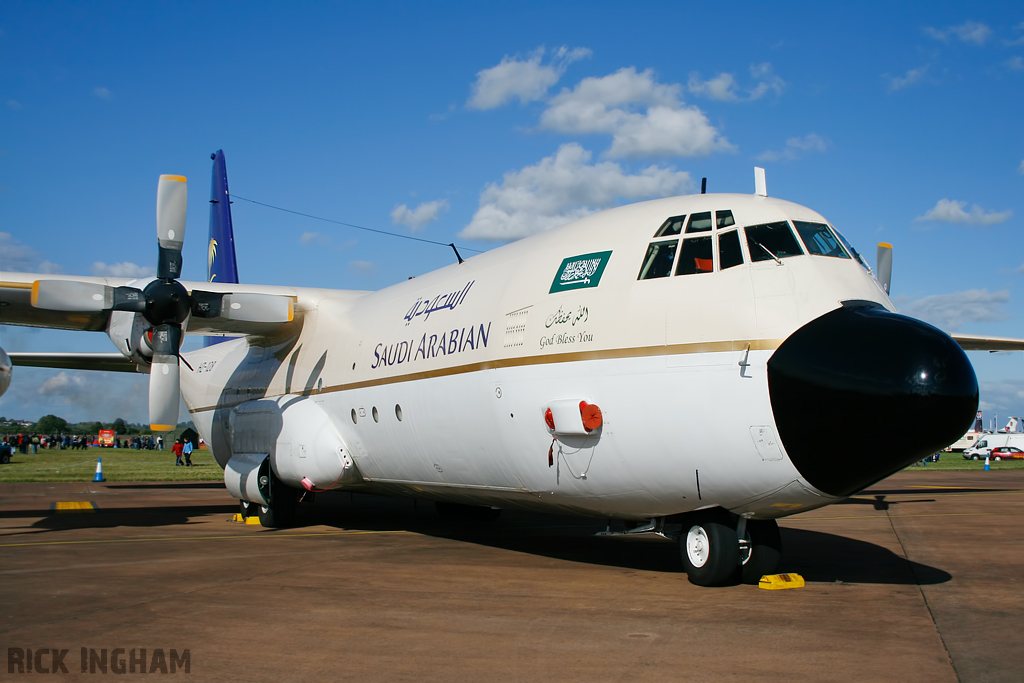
876;243;893;295
31;175;293;431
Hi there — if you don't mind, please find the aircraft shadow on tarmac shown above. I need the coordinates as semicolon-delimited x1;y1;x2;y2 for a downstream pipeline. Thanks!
105;482;228;490
293;493;952;586
7;505;238;535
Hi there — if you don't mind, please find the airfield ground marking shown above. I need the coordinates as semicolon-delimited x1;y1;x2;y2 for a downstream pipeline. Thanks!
0;528;411;548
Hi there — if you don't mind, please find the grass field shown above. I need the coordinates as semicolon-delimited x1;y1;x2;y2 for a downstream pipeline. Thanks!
1;446;1022;483
0;447;220;483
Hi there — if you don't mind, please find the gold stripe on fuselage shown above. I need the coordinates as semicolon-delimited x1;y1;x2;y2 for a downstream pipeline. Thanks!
189;338;783;414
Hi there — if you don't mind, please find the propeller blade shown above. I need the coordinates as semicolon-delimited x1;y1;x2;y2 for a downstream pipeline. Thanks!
148;323;182;431
876;243;893;295
190;290;293;323
156;175;187;279
109;286;147;313
31;280;108;312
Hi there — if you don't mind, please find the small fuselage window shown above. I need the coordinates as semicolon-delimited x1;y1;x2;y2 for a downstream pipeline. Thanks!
793;221;850;258
676;236;714;275
746;222;804;262
638;240;678;279
655;215;686;237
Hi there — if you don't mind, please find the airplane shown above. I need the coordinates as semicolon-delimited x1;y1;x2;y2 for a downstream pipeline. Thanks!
2;156;1023;587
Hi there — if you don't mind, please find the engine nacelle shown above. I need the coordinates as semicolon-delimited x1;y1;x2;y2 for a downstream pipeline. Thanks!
227;396;361;492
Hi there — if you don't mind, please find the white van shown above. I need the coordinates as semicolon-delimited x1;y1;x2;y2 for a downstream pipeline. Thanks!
963;433;1024;459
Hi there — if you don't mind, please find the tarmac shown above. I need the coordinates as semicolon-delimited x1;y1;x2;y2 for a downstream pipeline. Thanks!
0;470;1021;682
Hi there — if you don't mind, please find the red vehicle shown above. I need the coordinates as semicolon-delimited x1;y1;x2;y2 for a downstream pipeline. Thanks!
990;446;1024;461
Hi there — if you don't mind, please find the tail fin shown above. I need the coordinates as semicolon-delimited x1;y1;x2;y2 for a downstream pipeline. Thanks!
205;150;240;347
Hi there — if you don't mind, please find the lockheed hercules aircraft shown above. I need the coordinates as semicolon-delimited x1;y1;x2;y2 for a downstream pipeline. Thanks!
2;155;1022;586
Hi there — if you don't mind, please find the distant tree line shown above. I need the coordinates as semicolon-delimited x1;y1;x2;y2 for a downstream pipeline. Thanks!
0;415;192;436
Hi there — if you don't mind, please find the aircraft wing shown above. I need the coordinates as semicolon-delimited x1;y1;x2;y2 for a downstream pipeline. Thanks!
7;352;143;373
950;334;1024;352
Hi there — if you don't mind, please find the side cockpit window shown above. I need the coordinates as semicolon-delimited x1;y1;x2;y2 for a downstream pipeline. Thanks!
654;215;686;237
638;240;678;279
676;236;713;275
686;212;713;233
746;222;804;262
718;230;743;270
793;221;850;258
640;209;746;279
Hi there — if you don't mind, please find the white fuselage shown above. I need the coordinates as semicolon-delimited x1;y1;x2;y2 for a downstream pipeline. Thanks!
182;193;892;520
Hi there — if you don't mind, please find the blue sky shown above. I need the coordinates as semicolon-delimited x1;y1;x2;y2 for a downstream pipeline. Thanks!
1;1;1022;428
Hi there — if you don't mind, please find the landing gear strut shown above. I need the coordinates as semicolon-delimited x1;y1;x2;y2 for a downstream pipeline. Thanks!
679;511;781;586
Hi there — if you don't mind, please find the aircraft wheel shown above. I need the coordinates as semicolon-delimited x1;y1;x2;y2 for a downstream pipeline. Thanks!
739;519;782;585
239;499;254;519
680;512;739;587
258;483;298;528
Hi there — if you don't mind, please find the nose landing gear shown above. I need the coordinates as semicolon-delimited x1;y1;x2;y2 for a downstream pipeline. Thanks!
680;511;781;586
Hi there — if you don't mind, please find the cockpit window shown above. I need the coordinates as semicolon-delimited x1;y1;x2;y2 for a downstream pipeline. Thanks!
793;221;850;258
716;210;735;228
745;222;804;262
686;212;713;233
832;228;871;272
654;215;686;237
718;230;744;270
676;236;714;275
637;240;678;280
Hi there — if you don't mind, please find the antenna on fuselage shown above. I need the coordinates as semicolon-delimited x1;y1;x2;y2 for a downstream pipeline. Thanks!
754;167;767;196
701;178;707;194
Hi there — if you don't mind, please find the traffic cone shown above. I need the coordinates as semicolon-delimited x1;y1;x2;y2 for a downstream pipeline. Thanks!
93;458;105;482
984;455;990;472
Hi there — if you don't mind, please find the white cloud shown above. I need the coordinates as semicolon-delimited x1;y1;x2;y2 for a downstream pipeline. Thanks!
7;100;21;110
467;46;591;110
925;21;992;45
0;232;62;273
885;65;928;92
1019;160;1024;174
92;86;112;100
390;199;449;232
901;289;1010;330
1006;56;1024;71
349;260;373;274
299;231;329;246
978;380;1024;417
1017;262;1024;274
687;63;784;102
756;133;829;162
89;261;154;278
459;142;692;241
914;199;1012;226
540;67;735;158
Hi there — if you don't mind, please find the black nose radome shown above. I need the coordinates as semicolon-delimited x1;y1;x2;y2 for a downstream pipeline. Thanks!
767;302;978;497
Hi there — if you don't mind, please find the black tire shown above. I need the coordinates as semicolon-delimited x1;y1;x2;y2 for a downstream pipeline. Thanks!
739;519;782;585
239;499;254;519
435;502;502;521
0;453;10;464
258;481;298;528
972;455;980;460
993;456;1002;461
680;512;739;587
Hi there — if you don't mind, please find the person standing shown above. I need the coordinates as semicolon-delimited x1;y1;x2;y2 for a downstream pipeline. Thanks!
157;435;164;450
182;438;194;467
172;438;184;466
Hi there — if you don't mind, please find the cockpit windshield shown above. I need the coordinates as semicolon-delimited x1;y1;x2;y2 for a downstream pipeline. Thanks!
793;221;850;259
831;227;872;273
